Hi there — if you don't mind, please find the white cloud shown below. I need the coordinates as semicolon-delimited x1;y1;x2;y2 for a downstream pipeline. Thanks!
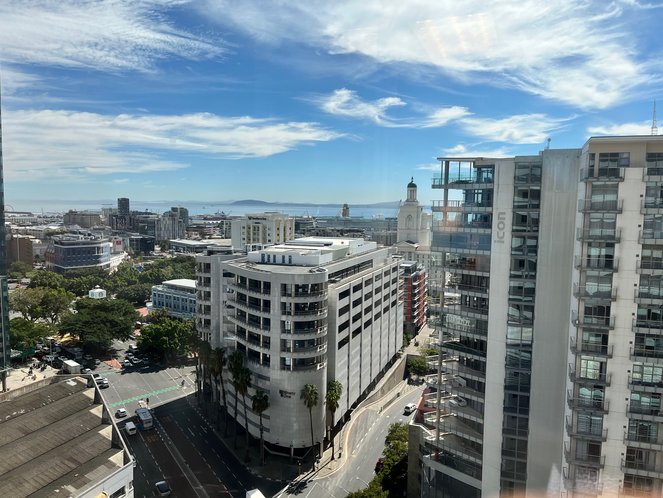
588;121;653;136
2;109;342;180
317;88;469;128
416;163;440;171
204;0;650;109
0;0;222;72
440;144;512;158
459;114;567;144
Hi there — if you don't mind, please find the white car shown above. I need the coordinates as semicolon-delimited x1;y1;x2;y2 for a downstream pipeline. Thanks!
115;408;128;418
404;403;417;415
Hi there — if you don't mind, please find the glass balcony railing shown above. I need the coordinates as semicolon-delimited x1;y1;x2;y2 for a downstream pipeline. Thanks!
571;310;615;329
564;442;605;467
630;347;663;361
578;198;623;212
565;415;607;441
635;289;663;302
569;363;611;385
573;283;617;301
432;174;494;188
640;230;663;243
577;228;621;242
574;256;618;271
570;337;613;357
566;391;609;413
580;166;625;182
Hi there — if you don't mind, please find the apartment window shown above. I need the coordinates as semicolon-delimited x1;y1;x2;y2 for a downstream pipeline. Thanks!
632;364;663;385
513;187;541;209
338;336;349;349
339;288;350;300
352;283;362;293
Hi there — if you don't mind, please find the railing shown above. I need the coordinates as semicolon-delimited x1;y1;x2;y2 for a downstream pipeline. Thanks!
565;415;607;440
569;363;611;385
432;174;494;188
571;310;615;329
431;199;493;211
226;295;271;314
281;325;327;336
570;337;613;357
280;308;328;317
621;459;663;475
574;256;618;271
562;467;603;495
627;402;663;417
576;228;621;242
628;375;663;389
630;347;663;361
633;318;663;332
456;283;490;294
432;221;492;231
578;198;623;212
635;289;663;302
281;289;328;298
574;283;617;300
638;259;663;272
566;391;609;412
580;166;625;181
281;343;327;354
619;485;658;497
641;198;663;212
564;442;605;467
231;281;271;296
624;431;662;447
640;230;663;242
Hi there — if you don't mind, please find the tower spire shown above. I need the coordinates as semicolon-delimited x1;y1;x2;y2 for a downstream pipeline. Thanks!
652;100;658;136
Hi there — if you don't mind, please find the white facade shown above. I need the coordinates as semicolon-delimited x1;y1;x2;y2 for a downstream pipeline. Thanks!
231;212;295;252
214;237;403;449
150;278;197;319
397;177;432;246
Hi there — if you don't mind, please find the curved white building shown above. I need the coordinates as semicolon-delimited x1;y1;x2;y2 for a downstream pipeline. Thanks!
217;237;403;450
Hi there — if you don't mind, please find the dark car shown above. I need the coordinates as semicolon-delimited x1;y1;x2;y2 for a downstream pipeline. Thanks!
155;480;171;496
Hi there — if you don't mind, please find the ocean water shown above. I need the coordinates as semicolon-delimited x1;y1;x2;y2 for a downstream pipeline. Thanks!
8;199;403;219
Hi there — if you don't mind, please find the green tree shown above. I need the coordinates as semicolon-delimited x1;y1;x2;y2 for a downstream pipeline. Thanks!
407;356;429;377
252;389;269;465
106;262;140;293
211;347;229;434
116;283;152;306
302;383;319;450
9;261;32;280
9;318;51;351
346;482;388;498
138;318;194;362
9;287;46;322
40;288;75;323
378;423;409;497
28;270;65;290
228;350;245;448
59;298;138;353
326;379;343;460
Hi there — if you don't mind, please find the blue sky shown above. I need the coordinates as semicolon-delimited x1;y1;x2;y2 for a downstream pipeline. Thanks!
1;0;662;210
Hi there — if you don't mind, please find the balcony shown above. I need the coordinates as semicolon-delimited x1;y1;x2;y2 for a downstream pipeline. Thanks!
639;230;663;244
628;376;663;392
566;391;609;413
280;343;327;356
568;363;611;386
633;319;663;335
570;337;613;358
227;313;270;334
431;199;493;213
565;415;607;441
630;347;663;363
280;307;328;320
443;304;489;320
432;220;492;234
456;282;490;297
574;283;617;301
578;198;623;213
637;259;663;275
282;324;327;338
572;311;615;330
564;442;605;468
621;459;663;479
644;164;663;180
562;467;603;495
635;288;663;305
575;256;619;272
580;166;625;182
624;431;663;450
577;228;621;242
226;295;271;315
229;281;271;297
641;198;663;214
432;174;494;189
627;402;663;421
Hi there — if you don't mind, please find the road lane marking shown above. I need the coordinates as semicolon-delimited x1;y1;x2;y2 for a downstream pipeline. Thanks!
108;385;180;407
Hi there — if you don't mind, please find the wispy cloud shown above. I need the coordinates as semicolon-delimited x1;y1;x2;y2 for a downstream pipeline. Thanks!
2;109;342;180
588;121;653;136
440;144;512;158
317;88;469;128
0;0;222;73
204;0;651;109
459;114;568;144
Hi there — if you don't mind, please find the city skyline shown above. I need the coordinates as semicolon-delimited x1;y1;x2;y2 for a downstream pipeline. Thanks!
1;1;662;207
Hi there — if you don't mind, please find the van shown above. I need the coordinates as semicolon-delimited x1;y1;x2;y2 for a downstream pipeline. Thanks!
125;422;137;435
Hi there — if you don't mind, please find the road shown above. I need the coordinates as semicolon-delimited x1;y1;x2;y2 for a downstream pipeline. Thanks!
279;384;424;498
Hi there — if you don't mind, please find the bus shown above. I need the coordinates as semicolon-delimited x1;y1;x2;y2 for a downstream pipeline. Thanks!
135;408;153;430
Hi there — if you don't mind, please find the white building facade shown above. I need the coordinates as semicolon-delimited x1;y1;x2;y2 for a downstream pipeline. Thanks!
216;237;403;450
230;212;295;253
149;278;197;319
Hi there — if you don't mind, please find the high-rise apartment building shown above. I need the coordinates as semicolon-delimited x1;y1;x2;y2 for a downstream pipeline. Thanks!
0;83;9;391
230;212;295;252
214;237;403;451
413;135;663;498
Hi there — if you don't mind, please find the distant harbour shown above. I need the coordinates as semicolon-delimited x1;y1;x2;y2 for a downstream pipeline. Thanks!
6;199;411;219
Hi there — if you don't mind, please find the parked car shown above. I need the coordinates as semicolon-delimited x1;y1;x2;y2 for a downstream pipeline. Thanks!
131;357;142;365
155;480;171;496
404;403;417;415
123;359;132;368
115;408;128;418
82;368;92;374
99;379;110;389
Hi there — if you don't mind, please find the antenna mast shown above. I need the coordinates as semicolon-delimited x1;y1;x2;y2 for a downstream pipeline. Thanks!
652;100;658;136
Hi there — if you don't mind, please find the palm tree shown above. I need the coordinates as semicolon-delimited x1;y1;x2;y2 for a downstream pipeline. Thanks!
228;350;245;448
252;390;269;465
189;334;202;399
212;347;228;432
325;379;343;460
237;366;252;461
302;383;319;451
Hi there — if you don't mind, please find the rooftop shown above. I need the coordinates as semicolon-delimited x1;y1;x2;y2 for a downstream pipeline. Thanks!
161;278;197;289
0;376;131;498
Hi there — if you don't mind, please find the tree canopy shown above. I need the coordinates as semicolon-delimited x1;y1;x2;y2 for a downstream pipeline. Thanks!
9;318;53;352
59;298;138;352
138;318;195;361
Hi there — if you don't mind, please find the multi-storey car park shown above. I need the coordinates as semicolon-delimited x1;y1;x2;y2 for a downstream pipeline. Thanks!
201;237;403;454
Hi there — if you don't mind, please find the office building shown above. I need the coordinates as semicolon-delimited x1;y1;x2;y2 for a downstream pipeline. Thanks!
214;237;403;451
231;212;296;252
63;210;104;228
0;376;135;497
44;234;112;274
149;278;197;319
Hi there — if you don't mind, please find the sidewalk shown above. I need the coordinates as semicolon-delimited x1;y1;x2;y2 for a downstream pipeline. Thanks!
187;323;438;487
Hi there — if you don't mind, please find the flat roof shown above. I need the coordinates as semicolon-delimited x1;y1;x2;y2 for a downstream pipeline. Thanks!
0;377;128;498
162;278;197;289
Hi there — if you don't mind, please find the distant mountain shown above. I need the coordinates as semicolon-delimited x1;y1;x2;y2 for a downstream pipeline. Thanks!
229;199;400;208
